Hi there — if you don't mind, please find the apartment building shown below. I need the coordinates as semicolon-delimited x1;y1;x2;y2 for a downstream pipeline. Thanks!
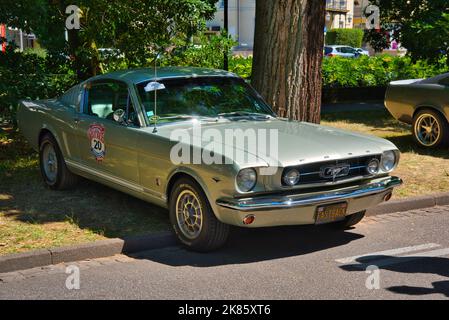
325;0;355;30
207;0;357;53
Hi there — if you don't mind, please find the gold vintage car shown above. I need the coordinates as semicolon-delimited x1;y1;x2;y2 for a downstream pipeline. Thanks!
385;73;449;148
18;67;402;251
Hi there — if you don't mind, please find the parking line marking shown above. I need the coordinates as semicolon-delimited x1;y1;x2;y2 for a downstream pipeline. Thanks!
335;243;441;264
348;247;449;269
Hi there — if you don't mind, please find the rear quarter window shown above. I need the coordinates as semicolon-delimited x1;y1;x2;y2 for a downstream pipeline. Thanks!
59;86;83;110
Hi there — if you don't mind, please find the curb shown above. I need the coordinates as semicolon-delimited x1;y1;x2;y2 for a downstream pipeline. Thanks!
2;193;449;273
366;192;449;216
0;232;176;273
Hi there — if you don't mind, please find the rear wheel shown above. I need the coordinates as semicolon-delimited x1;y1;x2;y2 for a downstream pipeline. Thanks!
412;109;449;148
335;210;366;229
39;133;78;190
169;177;229;252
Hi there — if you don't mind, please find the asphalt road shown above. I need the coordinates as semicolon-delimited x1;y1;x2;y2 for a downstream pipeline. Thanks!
1;206;449;300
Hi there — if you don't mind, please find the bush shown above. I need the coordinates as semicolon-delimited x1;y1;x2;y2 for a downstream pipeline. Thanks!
229;55;252;79
161;33;237;70
0;47;77;124
322;55;448;88
326;29;364;48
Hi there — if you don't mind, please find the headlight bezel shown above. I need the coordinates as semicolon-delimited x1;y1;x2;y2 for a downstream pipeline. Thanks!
381;150;399;172
366;158;380;175
236;168;258;193
283;168;301;186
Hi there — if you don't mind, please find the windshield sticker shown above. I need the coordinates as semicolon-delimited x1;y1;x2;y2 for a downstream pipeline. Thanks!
146;110;154;118
87;124;106;162
144;81;166;92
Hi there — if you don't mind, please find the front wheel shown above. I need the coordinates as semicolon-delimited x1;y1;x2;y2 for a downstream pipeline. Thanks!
169;177;230;252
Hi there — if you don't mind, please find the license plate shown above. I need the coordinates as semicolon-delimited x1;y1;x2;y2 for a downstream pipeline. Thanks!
315;202;348;225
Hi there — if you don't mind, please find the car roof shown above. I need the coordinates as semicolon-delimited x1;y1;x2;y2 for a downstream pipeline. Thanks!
325;45;352;48
86;67;239;85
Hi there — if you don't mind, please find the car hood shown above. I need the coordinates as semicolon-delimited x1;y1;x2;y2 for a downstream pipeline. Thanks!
152;119;398;168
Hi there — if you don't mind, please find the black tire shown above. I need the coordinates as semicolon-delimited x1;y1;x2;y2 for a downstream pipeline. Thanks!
412;109;449;148
335;210;366;229
39;133;78;190
169;177;230;252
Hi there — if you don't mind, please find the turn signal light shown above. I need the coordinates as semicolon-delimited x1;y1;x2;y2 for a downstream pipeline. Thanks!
243;215;255;225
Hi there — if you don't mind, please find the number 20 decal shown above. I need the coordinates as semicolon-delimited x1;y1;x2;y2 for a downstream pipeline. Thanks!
87;124;106;162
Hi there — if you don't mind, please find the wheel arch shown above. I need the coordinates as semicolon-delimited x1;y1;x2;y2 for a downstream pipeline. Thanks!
413;105;449;124
38;126;65;156
166;170;211;203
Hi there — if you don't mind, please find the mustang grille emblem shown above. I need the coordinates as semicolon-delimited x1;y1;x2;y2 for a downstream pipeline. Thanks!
320;164;350;181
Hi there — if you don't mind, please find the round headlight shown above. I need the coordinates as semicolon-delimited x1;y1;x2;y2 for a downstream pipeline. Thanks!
381;151;396;172
236;168;257;192
366;159;380;175
283;169;300;186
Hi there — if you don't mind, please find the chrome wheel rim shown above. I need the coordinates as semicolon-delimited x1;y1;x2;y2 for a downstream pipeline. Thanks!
415;114;441;147
175;190;203;240
42;143;58;183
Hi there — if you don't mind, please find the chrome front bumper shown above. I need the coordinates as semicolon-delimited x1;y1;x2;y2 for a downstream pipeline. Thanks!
216;176;402;212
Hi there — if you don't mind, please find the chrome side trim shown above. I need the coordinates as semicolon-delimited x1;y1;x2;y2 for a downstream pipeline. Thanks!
65;160;144;193
216;176;402;211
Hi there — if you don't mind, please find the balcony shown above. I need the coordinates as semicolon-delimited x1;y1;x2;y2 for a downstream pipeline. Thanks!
326;0;350;13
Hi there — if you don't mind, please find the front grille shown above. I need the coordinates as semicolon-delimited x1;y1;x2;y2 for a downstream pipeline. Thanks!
282;155;382;186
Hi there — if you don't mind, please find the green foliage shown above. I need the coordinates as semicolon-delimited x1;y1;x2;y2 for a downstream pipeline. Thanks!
322;55;448;88
326;29;364;48
229;56;253;79
369;0;449;63
0;0;219;79
0;48;77;123
161;33;237;70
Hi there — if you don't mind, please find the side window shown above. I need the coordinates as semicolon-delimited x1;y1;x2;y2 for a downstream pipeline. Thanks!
85;81;140;126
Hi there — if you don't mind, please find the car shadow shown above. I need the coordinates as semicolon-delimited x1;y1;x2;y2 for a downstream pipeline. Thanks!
132;225;364;267
340;255;449;297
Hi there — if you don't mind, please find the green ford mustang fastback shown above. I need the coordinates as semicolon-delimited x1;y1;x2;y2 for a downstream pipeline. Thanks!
17;67;402;251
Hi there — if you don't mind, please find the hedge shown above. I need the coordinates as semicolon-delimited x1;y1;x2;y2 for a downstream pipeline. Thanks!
1;48;448;123
325;29;364;48
229;55;448;87
0;48;77;123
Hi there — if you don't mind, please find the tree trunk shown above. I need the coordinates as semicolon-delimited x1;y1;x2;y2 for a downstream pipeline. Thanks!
252;0;326;123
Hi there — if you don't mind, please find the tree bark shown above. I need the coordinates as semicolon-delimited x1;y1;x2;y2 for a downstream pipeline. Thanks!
252;0;326;123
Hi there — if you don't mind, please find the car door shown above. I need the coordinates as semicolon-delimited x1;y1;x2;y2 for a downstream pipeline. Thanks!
74;80;141;185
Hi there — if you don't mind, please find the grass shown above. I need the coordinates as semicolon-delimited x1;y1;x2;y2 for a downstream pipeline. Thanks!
1;109;448;255
322;109;449;199
0;127;170;255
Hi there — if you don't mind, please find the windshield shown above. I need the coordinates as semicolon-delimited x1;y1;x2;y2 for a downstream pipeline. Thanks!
137;77;276;125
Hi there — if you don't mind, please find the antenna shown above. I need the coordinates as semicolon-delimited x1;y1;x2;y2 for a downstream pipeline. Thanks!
152;52;159;133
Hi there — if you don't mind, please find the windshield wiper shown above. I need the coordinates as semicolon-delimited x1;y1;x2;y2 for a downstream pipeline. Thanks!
217;111;274;119
158;115;218;122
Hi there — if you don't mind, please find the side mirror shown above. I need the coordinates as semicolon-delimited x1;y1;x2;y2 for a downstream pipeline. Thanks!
113;109;126;124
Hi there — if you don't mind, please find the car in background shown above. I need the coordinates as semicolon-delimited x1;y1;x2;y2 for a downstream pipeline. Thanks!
355;48;370;56
324;45;359;58
385;73;449;148
324;46;370;58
